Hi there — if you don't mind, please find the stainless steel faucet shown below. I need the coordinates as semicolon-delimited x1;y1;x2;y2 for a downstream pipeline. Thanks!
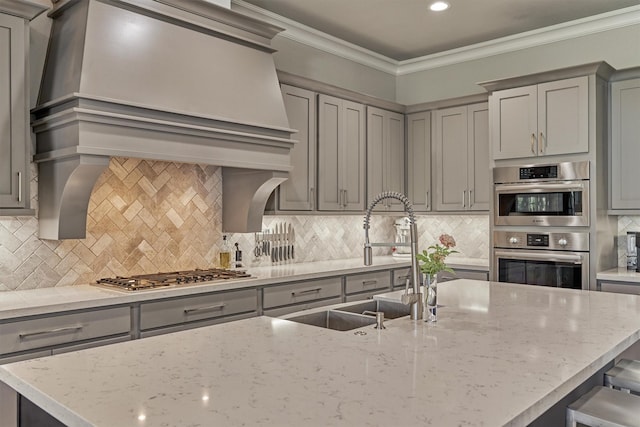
363;192;422;320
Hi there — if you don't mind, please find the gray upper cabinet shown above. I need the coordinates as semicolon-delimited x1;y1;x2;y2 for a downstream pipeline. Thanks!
490;76;588;159
366;106;405;211
0;12;34;214
317;94;366;211
434;102;489;211
468;103;490;210
406;111;432;211
278;84;316;211
610;77;640;211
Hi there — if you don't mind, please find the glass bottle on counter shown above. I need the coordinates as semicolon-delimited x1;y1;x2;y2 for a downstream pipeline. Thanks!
234;242;243;268
219;235;231;269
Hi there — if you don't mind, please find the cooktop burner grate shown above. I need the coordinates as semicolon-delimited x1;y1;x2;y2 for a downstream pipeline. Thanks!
96;268;251;291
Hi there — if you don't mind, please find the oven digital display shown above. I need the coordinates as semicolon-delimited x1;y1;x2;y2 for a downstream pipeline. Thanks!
519;165;558;180
527;234;549;247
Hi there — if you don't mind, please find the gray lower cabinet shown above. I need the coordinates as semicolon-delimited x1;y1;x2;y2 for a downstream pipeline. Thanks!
610;76;640;211
262;276;343;316
1;265;469;362
317;94;366;211
278;84;316;211
437;268;490;282
0;10;40;214
392;267;414;289
393;266;489;286
345;270;392;296
139;288;258;337
599;280;640;295
406;111;432;212
490;76;588;159
434;102;489;211
0;306;131;363
366;106;405;211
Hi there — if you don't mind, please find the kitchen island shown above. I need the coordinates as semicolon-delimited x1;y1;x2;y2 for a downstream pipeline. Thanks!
2;279;640;426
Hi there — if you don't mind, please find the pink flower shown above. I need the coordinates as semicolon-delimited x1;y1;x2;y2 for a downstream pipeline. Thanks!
439;234;456;248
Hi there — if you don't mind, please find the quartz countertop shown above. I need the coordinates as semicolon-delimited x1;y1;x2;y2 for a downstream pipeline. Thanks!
1;280;638;427
0;256;488;321
597;267;640;283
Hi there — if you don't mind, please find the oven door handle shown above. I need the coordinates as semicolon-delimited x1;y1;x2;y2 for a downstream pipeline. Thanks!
494;250;584;264
495;183;585;193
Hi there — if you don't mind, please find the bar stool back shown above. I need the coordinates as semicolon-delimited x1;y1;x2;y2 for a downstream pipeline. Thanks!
566;386;640;427
605;359;640;393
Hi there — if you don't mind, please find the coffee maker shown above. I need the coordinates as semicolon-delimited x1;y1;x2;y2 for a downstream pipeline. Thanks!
392;217;411;257
627;232;637;270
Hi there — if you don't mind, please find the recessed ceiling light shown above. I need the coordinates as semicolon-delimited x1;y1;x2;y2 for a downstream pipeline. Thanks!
430;1;450;12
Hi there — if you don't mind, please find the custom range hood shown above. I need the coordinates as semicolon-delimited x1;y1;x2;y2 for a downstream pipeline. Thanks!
32;0;294;239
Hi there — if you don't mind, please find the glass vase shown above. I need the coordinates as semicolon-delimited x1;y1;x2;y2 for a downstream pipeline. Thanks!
424;274;437;322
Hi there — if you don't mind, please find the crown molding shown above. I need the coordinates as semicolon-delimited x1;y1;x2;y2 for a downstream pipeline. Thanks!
232;0;398;75
232;1;640;77
0;0;48;20
397;5;640;75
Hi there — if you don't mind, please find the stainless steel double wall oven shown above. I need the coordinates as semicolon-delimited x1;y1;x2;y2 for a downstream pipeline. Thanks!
493;161;590;289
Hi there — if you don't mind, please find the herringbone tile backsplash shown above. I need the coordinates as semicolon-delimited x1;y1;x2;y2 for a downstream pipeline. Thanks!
618;216;640;267
1;158;493;291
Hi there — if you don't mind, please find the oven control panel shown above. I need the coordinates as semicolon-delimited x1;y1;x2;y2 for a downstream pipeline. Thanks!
527;234;549;247
494;231;589;252
519;165;558;180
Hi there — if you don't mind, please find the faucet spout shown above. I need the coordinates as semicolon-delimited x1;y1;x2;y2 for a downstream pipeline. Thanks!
363;192;422;320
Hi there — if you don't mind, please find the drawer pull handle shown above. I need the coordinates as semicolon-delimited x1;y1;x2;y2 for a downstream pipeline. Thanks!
17;172;22;203
530;133;536;153
291;287;322;297
184;303;226;314
19;325;83;340
362;280;378;286
397;275;409;281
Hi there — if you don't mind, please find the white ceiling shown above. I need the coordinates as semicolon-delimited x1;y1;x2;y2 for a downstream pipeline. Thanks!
240;0;640;61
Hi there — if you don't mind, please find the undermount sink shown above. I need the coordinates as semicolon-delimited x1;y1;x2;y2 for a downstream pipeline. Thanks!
283;299;410;331
334;299;411;319
285;310;376;331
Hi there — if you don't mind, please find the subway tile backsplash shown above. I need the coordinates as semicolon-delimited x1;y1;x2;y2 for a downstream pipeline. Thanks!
2;158;489;291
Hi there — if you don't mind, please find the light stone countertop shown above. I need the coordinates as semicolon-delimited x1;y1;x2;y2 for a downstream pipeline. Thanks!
597;267;640;283
0;256;488;320
1;279;639;427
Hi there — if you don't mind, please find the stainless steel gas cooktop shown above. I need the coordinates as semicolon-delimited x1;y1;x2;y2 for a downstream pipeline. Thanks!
96;268;251;291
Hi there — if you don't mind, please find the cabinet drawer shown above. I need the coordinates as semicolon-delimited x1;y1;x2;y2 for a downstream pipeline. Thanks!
438;269;489;282
263;277;342;309
140;289;257;331
0;306;130;355
393;268;413;288
600;281;640;295
345;271;390;294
